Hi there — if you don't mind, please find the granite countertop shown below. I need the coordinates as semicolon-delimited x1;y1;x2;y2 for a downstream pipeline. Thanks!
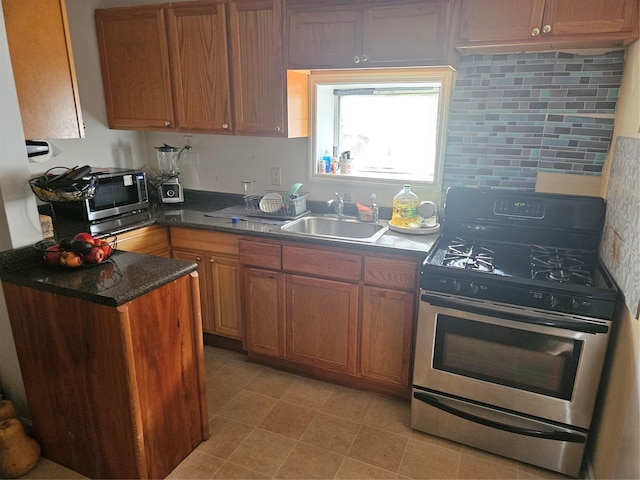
153;190;439;257
0;247;197;307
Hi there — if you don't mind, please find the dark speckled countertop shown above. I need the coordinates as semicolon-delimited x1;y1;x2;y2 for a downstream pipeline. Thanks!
153;190;439;257
0;247;197;307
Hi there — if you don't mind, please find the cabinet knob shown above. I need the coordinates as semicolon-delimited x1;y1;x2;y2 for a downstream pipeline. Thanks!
223;123;229;129
274;126;281;132
531;27;540;36
210;258;215;264
542;24;551;34
353;55;361;64
165;120;171;126
196;256;202;262
362;54;368;62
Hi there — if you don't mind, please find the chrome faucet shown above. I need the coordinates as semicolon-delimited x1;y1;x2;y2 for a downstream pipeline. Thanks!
327;192;344;216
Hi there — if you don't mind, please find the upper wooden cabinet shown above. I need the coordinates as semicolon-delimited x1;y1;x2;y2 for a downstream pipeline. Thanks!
95;1;232;133
3;0;84;139
456;0;640;52
287;0;454;69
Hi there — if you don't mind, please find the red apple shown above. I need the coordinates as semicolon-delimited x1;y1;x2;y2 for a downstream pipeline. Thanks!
73;232;96;245
43;245;64;266
97;240;113;259
83;246;105;264
60;251;83;267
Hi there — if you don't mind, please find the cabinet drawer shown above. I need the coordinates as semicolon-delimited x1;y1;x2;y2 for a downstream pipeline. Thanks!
282;245;361;281
170;227;238;255
117;225;170;257
363;255;418;291
239;239;282;270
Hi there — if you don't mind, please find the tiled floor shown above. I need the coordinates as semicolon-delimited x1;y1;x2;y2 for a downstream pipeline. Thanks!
23;346;570;479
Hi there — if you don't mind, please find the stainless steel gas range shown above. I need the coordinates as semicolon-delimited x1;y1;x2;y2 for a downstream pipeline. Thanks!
411;187;618;478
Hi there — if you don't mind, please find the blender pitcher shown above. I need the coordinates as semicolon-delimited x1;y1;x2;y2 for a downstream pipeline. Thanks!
155;144;184;203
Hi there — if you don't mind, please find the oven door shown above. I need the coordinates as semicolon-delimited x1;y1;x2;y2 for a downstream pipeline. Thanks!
413;291;611;429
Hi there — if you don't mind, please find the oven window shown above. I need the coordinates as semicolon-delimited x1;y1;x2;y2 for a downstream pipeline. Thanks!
433;315;582;400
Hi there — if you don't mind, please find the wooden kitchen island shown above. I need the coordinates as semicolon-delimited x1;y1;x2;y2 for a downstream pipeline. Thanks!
0;248;209;479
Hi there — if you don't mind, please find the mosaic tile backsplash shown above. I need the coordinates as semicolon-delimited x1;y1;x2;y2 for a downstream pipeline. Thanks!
444;51;623;191
601;136;640;318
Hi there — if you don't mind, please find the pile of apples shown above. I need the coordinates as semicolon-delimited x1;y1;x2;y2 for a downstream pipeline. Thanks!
43;232;114;267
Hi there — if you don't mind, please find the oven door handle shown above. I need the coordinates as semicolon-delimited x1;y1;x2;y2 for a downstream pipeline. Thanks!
413;391;585;443
422;294;609;334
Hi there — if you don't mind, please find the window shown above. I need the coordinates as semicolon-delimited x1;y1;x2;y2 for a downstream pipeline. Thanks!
308;67;454;190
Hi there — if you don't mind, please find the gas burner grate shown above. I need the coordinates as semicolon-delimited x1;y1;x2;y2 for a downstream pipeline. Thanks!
443;239;495;272
530;245;593;285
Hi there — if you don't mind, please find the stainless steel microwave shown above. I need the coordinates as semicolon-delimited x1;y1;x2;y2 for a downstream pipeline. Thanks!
51;169;150;229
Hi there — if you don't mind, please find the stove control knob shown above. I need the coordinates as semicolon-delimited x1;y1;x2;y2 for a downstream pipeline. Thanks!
549;294;558;308
569;297;579;312
453;279;463;292
469;282;479;295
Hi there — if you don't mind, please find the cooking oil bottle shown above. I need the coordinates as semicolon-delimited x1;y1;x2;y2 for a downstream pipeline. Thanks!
391;184;420;228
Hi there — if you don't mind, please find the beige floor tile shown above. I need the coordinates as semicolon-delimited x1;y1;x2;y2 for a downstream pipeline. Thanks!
19;457;86;479
322;385;376;423
348;425;409;473
335;457;398;479
199;416;254;459
217;389;278;426
398;438;461;479
259;399;318;439
228;429;297;477
207;358;264;388
207;380;241;414
244;367;298;399
364;395;413;436
212;462;270;479
301;412;362;455
458;452;519;479
275;442;344;479
166;449;225;479
283;376;336;410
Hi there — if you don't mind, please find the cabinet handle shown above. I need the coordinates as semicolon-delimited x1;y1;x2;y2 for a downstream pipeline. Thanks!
531;27;540;36
542;24;551;34
165;120;171;126
223;123;229;129
196;256;202;262
353;55;361;64
210;258;215;264
362;54;368;62
274;126;281;132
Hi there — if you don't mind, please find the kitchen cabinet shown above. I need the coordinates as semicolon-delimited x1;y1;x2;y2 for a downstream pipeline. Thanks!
240;237;421;396
171;227;243;339
287;0;454;69
95;1;232;132
2;272;208;479
456;0;639;52
3;0;84;139
115;225;171;257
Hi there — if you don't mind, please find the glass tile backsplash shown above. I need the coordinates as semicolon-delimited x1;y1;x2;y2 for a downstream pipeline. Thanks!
443;51;624;191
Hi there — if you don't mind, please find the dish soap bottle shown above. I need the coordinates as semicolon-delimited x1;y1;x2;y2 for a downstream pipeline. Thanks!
391;184;420;228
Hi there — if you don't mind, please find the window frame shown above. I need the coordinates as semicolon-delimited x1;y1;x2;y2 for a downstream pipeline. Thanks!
306;67;455;193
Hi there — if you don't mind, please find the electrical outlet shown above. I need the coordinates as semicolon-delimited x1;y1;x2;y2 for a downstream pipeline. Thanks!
271;167;282;185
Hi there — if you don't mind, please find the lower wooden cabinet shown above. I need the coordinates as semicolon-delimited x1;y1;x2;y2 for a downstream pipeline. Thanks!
115;225;171;257
240;237;421;396
171;227;243;339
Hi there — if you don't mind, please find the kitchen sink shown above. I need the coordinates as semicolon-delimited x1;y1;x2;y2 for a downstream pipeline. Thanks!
280;215;388;242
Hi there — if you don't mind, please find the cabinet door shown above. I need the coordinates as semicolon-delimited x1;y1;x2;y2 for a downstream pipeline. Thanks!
173;249;213;333
457;0;546;43
286;274;358;374
243;267;285;357
229;0;285;136
167;1;233;132
362;1;452;66
361;286;415;386
4;0;84;139
287;7;362;68
544;0;639;36
208;254;243;339
116;225;170;257
96;6;175;130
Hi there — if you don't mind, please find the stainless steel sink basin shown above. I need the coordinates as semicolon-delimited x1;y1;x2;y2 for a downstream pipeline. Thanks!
281;215;388;242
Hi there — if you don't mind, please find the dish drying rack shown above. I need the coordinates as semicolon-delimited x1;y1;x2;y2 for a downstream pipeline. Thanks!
244;191;310;220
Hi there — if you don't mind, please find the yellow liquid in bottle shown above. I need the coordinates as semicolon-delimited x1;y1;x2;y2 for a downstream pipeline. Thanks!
391;184;419;228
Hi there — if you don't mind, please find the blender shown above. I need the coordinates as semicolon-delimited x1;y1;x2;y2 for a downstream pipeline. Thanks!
155;144;188;203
